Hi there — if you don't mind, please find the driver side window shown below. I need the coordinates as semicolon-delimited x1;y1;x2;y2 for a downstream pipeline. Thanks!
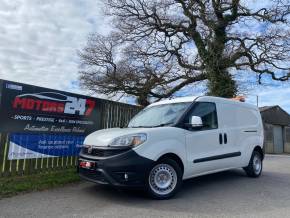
184;102;218;131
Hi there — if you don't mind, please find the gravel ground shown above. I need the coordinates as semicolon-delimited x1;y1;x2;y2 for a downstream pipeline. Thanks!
0;155;290;218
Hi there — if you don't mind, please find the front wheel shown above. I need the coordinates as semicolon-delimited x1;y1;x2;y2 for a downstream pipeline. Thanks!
243;151;263;178
147;158;182;199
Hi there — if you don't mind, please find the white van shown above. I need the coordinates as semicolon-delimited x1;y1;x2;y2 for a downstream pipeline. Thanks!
78;96;264;199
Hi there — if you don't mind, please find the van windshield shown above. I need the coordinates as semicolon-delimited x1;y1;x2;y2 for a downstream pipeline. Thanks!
128;102;191;128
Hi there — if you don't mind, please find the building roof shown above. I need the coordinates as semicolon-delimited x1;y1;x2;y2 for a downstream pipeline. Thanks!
259;106;276;112
259;105;290;126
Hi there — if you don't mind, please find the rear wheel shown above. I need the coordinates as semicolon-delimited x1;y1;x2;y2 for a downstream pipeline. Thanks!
244;151;263;177
147;158;182;199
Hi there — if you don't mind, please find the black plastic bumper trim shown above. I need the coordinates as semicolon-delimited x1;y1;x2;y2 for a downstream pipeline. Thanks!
78;149;155;188
193;152;241;163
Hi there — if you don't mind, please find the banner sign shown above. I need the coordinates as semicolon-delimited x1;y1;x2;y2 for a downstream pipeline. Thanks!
8;133;85;160
0;80;102;135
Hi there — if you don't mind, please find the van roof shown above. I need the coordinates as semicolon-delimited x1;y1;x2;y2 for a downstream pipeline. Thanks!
149;96;198;107
149;96;258;110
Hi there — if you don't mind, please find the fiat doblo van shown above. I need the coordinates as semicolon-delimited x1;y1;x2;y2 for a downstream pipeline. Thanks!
78;96;264;199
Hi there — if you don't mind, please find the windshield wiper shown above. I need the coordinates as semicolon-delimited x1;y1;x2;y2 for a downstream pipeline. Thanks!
151;122;174;128
129;126;152;128
129;122;173;128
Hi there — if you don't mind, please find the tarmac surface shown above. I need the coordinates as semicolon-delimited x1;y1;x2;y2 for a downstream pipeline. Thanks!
1;155;290;218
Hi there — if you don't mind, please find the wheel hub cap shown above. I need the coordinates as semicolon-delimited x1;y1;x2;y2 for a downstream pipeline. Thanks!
149;164;177;195
253;155;262;174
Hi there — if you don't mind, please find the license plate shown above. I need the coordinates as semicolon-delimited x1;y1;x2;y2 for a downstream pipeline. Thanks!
79;161;95;169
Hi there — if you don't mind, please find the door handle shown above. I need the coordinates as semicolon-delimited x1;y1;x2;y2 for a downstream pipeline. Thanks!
219;133;223;145
224;133;228;144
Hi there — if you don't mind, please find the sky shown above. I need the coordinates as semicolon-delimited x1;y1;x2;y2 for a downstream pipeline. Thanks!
0;0;289;112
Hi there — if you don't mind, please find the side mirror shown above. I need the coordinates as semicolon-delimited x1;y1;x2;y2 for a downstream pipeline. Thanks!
189;116;203;127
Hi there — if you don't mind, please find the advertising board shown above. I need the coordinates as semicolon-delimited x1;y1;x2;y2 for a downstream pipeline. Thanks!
0;80;102;159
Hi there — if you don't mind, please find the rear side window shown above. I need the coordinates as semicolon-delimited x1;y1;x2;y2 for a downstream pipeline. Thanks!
184;102;218;130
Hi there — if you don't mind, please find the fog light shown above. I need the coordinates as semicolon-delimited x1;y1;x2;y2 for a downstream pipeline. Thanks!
124;173;129;181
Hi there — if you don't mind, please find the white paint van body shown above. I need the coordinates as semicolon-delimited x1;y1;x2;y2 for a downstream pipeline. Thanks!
83;96;264;181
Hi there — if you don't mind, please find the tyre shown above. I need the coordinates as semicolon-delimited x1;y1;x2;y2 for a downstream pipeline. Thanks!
243;151;263;177
147;158;182;200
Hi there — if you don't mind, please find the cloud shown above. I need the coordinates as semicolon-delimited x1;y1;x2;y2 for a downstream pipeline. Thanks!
247;86;290;113
0;0;289;113
0;0;106;94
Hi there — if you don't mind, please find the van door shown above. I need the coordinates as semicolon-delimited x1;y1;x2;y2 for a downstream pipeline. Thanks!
184;102;225;176
216;103;243;168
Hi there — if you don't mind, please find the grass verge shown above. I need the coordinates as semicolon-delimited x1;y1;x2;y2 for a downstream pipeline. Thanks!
0;168;80;199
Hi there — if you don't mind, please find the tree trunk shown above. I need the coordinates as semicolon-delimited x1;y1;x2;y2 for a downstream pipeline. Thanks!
206;68;237;98
137;95;150;106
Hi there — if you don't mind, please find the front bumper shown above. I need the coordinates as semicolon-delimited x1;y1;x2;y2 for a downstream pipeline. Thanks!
78;149;154;188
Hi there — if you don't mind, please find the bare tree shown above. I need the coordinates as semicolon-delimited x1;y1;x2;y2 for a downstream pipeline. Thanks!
79;0;290;105
79;34;205;105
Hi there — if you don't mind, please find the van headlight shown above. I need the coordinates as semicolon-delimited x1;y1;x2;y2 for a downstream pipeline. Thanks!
109;133;147;147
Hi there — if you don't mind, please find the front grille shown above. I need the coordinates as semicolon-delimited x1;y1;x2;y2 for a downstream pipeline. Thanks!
82;146;130;157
